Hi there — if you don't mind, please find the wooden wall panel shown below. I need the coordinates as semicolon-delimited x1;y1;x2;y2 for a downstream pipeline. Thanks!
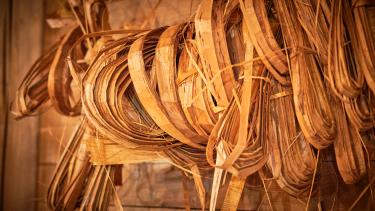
0;0;10;206
2;0;43;210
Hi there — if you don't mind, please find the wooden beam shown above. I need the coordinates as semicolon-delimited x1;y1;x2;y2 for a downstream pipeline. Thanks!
2;0;43;210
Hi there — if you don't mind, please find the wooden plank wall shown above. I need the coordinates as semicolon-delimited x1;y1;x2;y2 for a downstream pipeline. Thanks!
1;0;43;210
0;0;9;206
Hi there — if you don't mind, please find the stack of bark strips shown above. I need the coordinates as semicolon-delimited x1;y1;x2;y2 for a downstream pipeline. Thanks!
13;0;375;210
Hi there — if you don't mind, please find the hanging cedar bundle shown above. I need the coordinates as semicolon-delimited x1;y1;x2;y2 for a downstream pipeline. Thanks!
267;80;316;196
13;42;60;117
12;0;375;210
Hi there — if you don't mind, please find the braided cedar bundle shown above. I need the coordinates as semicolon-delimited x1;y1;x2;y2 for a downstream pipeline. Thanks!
273;0;336;150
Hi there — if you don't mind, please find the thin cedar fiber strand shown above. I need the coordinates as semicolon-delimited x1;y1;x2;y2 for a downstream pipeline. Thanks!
12;0;375;210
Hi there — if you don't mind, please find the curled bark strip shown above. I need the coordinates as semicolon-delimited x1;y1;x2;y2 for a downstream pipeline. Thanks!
48;26;84;116
332;96;366;184
206;23;269;177
240;0;290;85
195;0;236;107
13;42;60;118
128;28;205;149
155;24;206;144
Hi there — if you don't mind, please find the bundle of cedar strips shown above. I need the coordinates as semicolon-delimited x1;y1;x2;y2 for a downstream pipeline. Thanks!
13;0;375;210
